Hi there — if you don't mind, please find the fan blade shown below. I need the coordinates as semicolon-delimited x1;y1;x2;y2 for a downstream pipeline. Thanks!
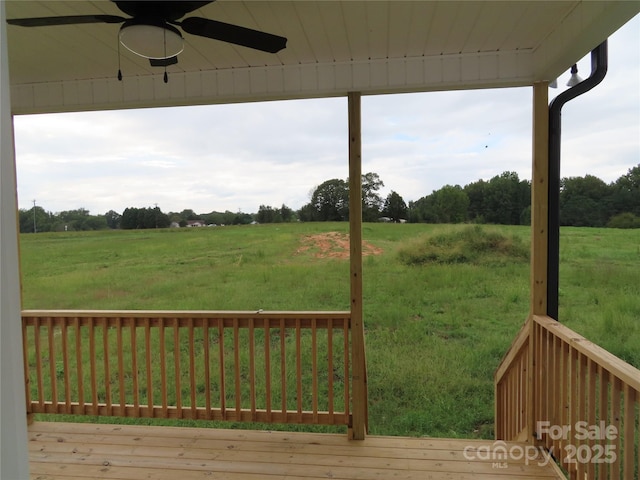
179;17;286;53
150;56;178;67
7;15;125;27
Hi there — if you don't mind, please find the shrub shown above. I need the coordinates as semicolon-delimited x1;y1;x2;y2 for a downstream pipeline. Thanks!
398;225;529;265
606;212;640;229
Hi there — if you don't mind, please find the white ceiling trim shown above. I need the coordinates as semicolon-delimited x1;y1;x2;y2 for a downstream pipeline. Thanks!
11;49;533;114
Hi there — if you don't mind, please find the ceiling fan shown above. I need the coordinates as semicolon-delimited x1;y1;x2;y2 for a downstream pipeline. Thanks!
7;1;287;72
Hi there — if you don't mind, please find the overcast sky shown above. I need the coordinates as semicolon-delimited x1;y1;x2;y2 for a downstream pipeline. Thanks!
13;16;639;216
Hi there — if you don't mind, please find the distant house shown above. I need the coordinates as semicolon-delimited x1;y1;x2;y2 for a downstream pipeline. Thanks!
170;222;180;228
186;220;205;227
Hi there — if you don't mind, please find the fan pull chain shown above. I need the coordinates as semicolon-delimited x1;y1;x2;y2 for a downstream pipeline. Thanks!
163;28;169;83
117;32;122;81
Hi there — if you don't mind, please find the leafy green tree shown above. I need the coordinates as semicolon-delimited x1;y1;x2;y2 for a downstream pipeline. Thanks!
464;179;488;222
414;185;469;223
257;205;280;223
610;164;640;218
301;173;386;222
104;210;121;229
308;178;349;221
297;203;317;222
57;208;108;231
180;209;199;221
280;204;294;222
560;175;612;226
233;212;253;225
256;204;294;223
360;172;385;221
382;191;408;222
483;172;528;225
120;206;169;229
19;206;54;233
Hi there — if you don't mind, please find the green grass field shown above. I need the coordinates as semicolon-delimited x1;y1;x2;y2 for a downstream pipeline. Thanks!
19;223;640;438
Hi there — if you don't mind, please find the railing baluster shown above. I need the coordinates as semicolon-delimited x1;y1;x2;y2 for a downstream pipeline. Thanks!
189;317;196;417
312;317;318;422
562;339;570;467
280;318;286;418
203;319;211;419
296;318;302;421
568;346;578;477
33;318;44;412
327;318;334;422
233;317;241;419
636;400;640;480
571;351;589;478
159;318;167;417
61;321;70;413
586;358;596;480
47;317;57;411
89;317;98;415
173;317;181;415
218;318;225;419
249;317;256;420
116;317;125;416
344;319;350;418
23;318;32;418
145;319;153;417
611;377;621;480
623;384;635;480
130;318;139;415
264;320;271;422
598;368;609;480
75;316;84;411
102;318;111;415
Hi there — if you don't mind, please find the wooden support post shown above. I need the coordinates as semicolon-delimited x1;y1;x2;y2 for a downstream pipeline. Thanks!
531;81;549;317
348;92;367;440
529;81;549;443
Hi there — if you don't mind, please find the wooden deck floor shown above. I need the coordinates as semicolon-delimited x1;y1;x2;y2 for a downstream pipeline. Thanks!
28;422;566;480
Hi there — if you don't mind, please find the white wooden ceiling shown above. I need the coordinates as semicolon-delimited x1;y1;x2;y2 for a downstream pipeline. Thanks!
5;1;639;114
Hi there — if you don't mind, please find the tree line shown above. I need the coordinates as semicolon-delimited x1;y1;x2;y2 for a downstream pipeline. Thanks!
18;164;639;233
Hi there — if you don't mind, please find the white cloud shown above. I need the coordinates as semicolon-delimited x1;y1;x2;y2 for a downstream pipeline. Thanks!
13;17;639;216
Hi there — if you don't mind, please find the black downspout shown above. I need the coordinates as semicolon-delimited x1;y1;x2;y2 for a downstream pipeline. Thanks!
547;40;608;321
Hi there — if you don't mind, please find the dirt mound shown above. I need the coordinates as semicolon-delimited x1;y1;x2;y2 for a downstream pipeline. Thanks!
296;232;383;259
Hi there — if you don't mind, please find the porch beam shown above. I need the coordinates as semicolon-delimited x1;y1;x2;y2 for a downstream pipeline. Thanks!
0;3;30;478
348;91;367;440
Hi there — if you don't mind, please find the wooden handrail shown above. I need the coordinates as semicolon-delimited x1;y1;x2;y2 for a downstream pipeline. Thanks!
496;314;640;480
532;315;640;392
495;319;530;385
23;310;354;428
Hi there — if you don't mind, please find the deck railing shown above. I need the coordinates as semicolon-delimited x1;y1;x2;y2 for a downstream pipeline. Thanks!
23;310;355;428
496;314;640;480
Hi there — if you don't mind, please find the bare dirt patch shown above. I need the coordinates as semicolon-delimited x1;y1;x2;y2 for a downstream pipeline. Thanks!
296;232;383;259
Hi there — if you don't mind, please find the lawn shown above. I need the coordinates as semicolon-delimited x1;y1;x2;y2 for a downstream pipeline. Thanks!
19;223;640;438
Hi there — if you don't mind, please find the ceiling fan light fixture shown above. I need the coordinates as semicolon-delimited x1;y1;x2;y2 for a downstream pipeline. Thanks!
119;20;183;59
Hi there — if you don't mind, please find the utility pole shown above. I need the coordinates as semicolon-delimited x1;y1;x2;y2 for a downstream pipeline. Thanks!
32;199;37;233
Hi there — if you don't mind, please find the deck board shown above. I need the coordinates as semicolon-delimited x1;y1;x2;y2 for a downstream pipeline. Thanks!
28;422;566;480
